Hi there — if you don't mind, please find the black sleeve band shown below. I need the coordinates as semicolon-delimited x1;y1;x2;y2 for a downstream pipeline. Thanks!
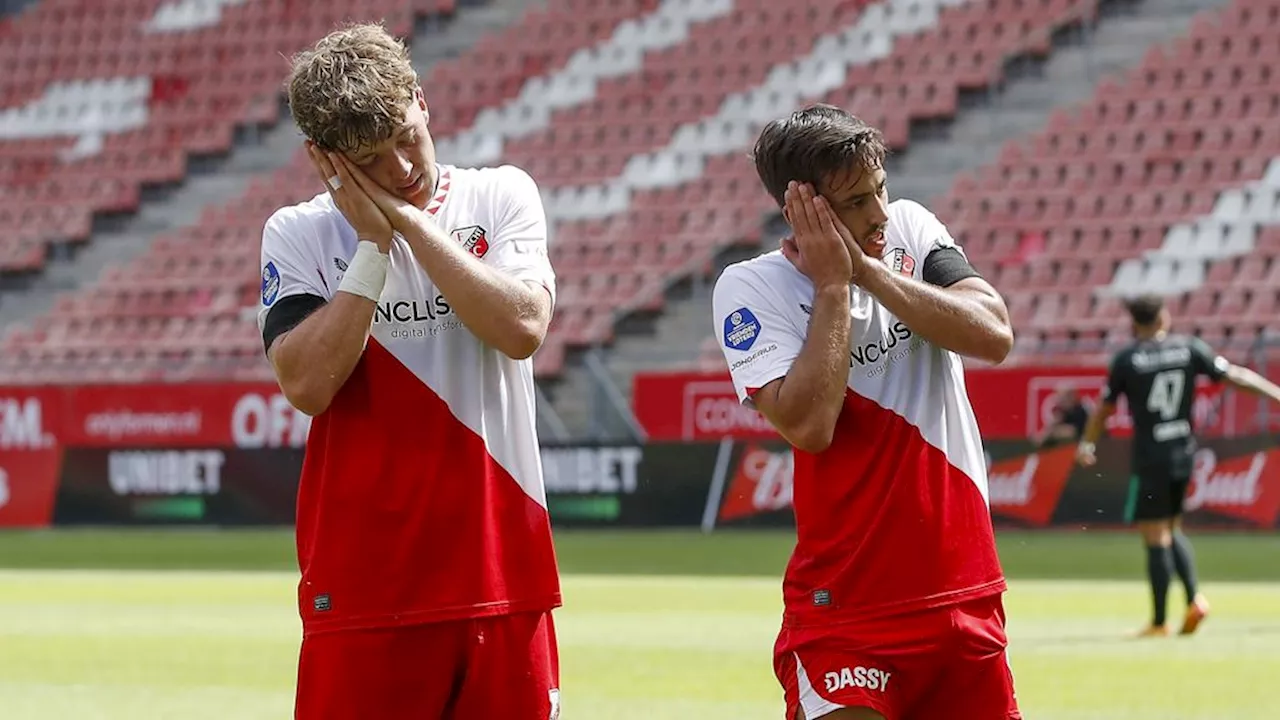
922;247;982;288
262;294;326;356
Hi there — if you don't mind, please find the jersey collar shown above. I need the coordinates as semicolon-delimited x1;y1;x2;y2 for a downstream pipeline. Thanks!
426;164;450;217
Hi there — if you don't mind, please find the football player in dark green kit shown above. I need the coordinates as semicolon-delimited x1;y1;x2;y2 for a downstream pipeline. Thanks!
1077;294;1280;637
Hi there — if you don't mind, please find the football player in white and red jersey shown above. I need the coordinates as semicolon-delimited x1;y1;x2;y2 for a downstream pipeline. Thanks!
258;24;560;720
713;104;1020;720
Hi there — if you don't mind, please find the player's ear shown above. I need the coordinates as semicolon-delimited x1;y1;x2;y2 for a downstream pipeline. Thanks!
415;87;429;118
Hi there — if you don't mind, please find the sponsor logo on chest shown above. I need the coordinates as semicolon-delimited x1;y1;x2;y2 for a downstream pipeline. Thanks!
850;321;915;367
373;295;463;340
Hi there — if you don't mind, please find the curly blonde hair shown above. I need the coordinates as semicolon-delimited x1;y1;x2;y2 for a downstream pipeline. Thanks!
286;23;419;153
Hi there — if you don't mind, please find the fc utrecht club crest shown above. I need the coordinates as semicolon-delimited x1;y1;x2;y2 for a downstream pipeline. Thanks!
884;247;916;276
451;225;490;258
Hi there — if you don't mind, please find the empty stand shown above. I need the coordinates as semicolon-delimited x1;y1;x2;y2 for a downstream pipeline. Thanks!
933;0;1280;362
1;0;675;383
5;0;1279;387
0;0;451;266
501;0;868;188
0;0;657;270
540;0;1110;373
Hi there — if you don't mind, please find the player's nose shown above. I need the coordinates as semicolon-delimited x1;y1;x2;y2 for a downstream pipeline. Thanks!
393;149;413;179
869;194;889;226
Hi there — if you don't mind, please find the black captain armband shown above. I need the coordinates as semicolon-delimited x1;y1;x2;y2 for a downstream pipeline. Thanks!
262;294;326;356
922;247;982;288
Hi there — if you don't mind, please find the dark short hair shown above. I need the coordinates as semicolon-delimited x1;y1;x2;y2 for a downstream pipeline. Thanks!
1124;294;1165;326
751;103;887;207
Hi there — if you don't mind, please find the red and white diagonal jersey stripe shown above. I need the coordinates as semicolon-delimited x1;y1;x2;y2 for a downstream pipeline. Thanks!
713;199;1006;628
259;164;560;635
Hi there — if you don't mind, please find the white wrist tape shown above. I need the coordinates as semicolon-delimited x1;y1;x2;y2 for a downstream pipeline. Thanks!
338;241;389;302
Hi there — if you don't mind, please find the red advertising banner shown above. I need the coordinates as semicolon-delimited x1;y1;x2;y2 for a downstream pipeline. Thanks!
61;384;312;448
718;443;793;523
715;442;1077;529
1185;447;1280;528
634;367;1247;442
0;383;311;527
985;446;1076;526
709;439;1280;530
0;389;64;527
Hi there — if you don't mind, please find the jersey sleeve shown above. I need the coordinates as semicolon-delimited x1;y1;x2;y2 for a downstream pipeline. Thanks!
711;267;805;406
257;208;329;335
897;200;982;282
1189;336;1231;382
1101;352;1127;405
485;165;556;305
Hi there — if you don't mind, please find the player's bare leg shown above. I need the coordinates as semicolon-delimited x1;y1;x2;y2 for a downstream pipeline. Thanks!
797;708;887;720
1170;515;1210;635
1135;519;1174;637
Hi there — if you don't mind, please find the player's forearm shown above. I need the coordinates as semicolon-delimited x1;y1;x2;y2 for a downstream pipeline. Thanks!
858;264;1013;364
398;216;548;359
1226;365;1280;404
270;293;378;416
770;284;852;453
1080;403;1113;446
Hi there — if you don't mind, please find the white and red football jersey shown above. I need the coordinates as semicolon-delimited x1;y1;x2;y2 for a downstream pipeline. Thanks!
713;199;1005;628
258;164;560;635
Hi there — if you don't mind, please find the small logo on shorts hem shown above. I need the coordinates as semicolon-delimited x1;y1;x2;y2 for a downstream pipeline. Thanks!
825;666;892;693
812;589;831;606
313;594;331;612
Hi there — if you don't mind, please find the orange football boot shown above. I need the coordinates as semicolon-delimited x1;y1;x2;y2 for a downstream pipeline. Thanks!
1180;594;1210;636
1133;624;1170;639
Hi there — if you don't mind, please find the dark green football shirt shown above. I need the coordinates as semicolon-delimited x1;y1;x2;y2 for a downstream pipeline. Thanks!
1102;334;1229;469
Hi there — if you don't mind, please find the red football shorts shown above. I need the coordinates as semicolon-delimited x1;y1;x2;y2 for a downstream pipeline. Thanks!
774;594;1020;720
295;610;560;720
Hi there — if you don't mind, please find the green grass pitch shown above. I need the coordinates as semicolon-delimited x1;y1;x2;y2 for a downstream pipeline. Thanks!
1;529;1278;719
